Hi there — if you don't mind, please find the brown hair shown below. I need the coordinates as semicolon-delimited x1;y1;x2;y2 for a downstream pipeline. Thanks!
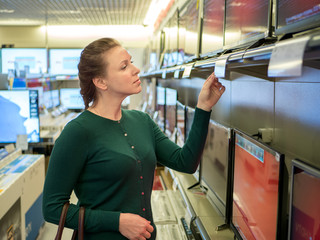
78;38;121;109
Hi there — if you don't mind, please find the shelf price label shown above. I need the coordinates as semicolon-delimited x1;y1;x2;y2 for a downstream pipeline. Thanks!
268;35;310;77
214;58;228;78
182;63;194;78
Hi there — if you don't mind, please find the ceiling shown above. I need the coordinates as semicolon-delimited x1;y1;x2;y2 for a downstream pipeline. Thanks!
0;0;153;26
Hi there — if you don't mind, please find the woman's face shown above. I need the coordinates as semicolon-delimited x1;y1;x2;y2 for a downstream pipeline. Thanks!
102;46;141;98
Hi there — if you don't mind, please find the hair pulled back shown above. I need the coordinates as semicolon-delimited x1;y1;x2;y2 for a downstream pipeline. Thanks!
78;38;121;109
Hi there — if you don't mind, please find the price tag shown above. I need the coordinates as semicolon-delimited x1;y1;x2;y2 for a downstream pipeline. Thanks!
174;69;180;79
161;70;167;79
5;144;15;153
182;63;194;78
268;36;310;77
214;58;228;78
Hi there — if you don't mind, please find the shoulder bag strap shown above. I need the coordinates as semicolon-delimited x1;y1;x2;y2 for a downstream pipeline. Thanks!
55;202;70;240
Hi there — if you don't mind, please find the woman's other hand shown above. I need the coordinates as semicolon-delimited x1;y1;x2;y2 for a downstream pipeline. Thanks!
119;213;154;240
196;72;226;112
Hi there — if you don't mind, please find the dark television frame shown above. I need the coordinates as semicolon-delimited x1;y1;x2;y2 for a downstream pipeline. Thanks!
200;120;233;229
275;0;320;37
165;88;178;142
230;129;288;240
287;158;320;240
156;86;166;132
223;0;274;52
176;100;187;147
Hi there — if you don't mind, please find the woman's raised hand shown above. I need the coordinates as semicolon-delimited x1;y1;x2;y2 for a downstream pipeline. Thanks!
196;72;226;112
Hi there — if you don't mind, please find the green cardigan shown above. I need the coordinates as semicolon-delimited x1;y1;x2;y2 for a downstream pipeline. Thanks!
42;108;210;239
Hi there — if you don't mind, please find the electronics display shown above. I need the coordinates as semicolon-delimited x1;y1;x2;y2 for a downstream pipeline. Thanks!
60;88;84;110
43;90;59;110
156;86;166;132
185;106;195;139
0;90;40;143
201;0;225;57
176;101;186;147
288;159;320;240
167;10;179;67
1;48;47;74
224;0;271;49
231;129;287;240
28;86;44;108
201;120;232;223
178;0;200;64
49;49;82;75
276;0;320;35
165;88;177;142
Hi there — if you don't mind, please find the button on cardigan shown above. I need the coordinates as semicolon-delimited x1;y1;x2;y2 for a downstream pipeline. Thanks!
42;107;211;240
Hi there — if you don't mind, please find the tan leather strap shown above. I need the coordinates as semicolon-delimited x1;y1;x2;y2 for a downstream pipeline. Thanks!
78;207;85;240
55;202;70;240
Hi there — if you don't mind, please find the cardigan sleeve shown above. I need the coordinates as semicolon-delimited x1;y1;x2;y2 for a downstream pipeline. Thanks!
42;120;121;233
150;107;211;173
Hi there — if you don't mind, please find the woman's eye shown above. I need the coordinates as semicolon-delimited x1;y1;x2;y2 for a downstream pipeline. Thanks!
121;65;127;70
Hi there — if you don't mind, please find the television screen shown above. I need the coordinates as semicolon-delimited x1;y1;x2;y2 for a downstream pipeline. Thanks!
165;88;177;142
288;159;320;240
156;86;166;132
1;48;47;74
179;0;200;63
49;49;82;75
201;0;225;57
0;90;40;143
43;90;59;110
185;106;195;139
167;10;179;67
176;101;186;147
60;88;84;110
276;0;320;36
231;129;287;240
224;0;271;49
201;120;232;223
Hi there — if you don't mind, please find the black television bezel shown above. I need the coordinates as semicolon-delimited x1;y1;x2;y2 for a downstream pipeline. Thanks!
165;88;178;141
176;101;186;146
275;0;320;37
0;89;40;144
230;129;288;240
287;158;320;240
200;119;233;226
223;0;274;52
156;86;166;132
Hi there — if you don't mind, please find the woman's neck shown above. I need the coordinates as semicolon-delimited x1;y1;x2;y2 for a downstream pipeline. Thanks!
88;99;122;121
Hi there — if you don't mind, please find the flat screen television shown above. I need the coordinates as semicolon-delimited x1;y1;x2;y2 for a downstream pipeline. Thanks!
1;48;47;74
60;88;85;110
167;10;179;67
165;88;177;142
156;86;166;132
178;0;200;64
200;0;225;57
0;90;40;143
49;49;82;75
275;0;320;36
176;101;186;147
51;89;60;108
231;129;288;240
288;159;320;240
201;120;232;225
224;0;272;50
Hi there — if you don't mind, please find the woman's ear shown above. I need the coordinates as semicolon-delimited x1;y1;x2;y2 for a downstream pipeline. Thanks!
92;77;108;91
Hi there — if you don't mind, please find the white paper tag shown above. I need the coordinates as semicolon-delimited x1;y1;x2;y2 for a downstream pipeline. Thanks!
162;70;167;79
268;36;310;77
5;143;15;153
214;58;228;78
182;63;194;78
16;134;28;150
174;69;180;79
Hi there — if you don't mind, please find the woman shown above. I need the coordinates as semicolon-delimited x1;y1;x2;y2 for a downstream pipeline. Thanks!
42;38;225;240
